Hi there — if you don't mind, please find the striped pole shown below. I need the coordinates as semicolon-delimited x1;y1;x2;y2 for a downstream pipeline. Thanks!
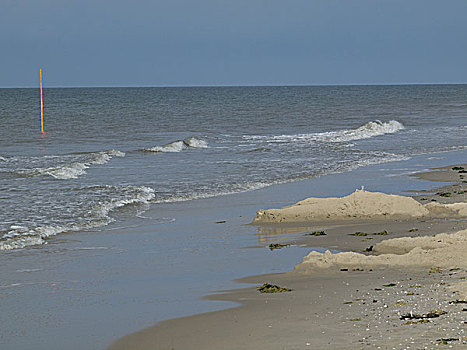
40;69;44;134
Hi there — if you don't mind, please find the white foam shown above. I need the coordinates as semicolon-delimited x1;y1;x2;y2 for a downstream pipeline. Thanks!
244;120;405;144
323;120;405;142
145;141;186;153
183;137;208;148
92;150;125;164
46;162;89;179
144;137;208;153
16;268;43;273
9;225;28;231
153;181;274;204
0;236;46;250
42;149;125;179
0;185;155;250
91;186;155;218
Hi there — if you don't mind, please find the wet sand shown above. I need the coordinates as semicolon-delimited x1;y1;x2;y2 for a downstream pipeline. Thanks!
108;164;467;350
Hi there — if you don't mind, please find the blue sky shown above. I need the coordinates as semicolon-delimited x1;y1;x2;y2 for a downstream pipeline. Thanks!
2;0;467;87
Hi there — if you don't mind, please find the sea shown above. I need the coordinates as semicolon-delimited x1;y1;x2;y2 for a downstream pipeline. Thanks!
0;85;466;349
1;85;466;251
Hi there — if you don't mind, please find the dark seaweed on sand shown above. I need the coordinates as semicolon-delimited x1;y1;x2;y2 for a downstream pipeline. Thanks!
268;243;290;251
400;309;447;320
257;283;293;293
349;232;367;236
436;192;451;197
305;231;327;236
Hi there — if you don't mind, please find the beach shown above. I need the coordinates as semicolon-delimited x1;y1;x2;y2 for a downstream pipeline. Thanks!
3;0;467;346
4;0;467;344
108;163;467;350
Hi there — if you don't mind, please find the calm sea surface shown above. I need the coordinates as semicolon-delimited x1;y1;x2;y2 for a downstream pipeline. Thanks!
1;85;466;250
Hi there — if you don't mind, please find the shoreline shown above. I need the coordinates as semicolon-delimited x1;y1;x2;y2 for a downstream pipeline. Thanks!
108;163;467;350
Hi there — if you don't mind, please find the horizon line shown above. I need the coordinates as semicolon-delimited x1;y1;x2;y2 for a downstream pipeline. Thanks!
1;82;466;89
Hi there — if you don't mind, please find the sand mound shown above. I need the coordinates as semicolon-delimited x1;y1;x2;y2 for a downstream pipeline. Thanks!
424;202;467;218
253;190;429;223
294;229;467;297
296;229;467;271
253;190;467;223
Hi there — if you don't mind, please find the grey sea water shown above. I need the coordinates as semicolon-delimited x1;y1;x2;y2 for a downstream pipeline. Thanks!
0;85;466;250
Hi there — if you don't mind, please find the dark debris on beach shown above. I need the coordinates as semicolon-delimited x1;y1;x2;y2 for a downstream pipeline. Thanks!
349;231;368;236
257;283;293;293
268;243;290;251
305;231;327;236
400;309;447;320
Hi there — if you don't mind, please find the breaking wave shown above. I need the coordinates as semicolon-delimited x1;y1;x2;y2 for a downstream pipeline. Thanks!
243;120;405;144
0;185;155;250
322;120;405;142
16;150;125;179
143;137;208;153
145;140;186;153
184;136;208;148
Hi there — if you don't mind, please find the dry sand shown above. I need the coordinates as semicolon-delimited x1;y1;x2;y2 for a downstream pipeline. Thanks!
253;189;430;223
108;164;467;350
253;189;467;224
296;230;467;298
109;268;467;350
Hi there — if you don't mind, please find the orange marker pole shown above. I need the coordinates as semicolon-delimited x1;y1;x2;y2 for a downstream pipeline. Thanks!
40;69;44;134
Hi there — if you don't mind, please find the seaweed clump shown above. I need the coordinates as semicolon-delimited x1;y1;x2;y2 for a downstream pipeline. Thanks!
306;231;327;236
400;309;447;320
436;192;451;197
349;232;367;236
438;338;459;345
383;283;397;287
268;243;290;251
257;283;293;293
349;230;388;236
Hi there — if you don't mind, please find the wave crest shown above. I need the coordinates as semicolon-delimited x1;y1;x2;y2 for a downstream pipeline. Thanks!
18;150;125;179
143;137;208;153
243;120;405;144
183;137;208;148
145;141;186;153
325;120;405;143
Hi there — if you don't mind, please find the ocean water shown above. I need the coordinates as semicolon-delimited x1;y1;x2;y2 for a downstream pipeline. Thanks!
0;85;466;250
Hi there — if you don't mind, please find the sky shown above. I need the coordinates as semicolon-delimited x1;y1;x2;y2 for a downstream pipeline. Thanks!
1;0;467;87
